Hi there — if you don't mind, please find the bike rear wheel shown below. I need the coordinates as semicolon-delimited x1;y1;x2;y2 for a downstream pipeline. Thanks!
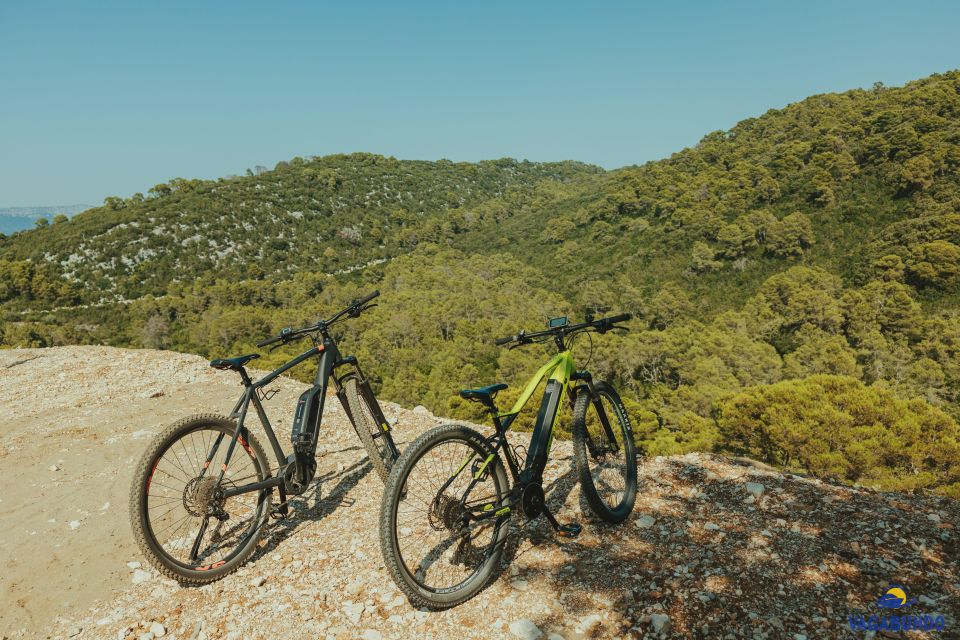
129;414;271;583
572;382;638;523
342;374;396;483
380;424;510;609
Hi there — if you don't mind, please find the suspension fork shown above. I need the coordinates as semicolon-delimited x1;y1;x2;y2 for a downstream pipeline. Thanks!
575;379;620;456
334;355;400;459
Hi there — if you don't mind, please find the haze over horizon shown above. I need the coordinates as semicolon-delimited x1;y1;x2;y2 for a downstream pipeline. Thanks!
2;0;958;207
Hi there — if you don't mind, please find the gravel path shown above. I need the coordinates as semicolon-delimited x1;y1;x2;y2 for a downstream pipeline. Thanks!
0;346;957;639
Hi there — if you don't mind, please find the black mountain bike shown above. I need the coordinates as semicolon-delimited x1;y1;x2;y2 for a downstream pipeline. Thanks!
129;291;400;583
379;313;637;608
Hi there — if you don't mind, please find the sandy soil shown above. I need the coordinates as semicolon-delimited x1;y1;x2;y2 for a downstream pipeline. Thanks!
0;346;957;640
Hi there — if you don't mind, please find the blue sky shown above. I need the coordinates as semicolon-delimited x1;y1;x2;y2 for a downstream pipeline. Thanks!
1;1;958;206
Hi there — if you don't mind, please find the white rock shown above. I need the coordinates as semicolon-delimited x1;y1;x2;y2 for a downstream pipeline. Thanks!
508;619;543;640
360;631;382;640
650;613;671;633
250;576;267;587
928;513;941;522
919;595;937;606
704;522;720;531
547;634;565;640
745;482;765;498
49;464;61;472
68;520;81;530
511;579;529;591
413;405;430;415
150;622;166;637
127;561;142;569
575;614;602;635
636;515;656;528
132;569;152;584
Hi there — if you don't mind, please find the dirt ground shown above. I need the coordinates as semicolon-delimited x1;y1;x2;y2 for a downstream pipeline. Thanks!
0;346;957;640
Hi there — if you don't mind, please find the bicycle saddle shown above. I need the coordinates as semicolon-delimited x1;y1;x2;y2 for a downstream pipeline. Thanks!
459;383;508;402
209;353;260;370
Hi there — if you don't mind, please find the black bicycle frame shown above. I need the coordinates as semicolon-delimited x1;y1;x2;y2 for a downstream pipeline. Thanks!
204;336;398;503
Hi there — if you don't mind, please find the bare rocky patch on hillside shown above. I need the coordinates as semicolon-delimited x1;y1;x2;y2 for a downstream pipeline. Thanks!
0;347;957;639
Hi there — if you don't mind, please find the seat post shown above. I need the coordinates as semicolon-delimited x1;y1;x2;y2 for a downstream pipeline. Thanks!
238;368;252;386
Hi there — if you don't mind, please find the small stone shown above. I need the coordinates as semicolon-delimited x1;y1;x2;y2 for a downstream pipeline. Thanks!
793;634;807;640
928;513;941;522
650;613;671;633
918;595;936;606
511;579;529;591
704;522;720;531
575;614;602;635
127;561;142;569
150;622;166;637
250;576;267;587
636;515;656;528
509;619;543;640
68;520;81;530
413;405;430;415
138;632;154;640
49;464;61;472
745;482;765;498
360;631;382;640
132;569;152;584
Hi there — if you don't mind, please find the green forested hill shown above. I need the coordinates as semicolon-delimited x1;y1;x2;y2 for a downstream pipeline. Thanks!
3;71;960;496
0;155;600;299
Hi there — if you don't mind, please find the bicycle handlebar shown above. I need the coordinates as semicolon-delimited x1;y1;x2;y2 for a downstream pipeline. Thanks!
256;334;284;348
494;312;632;347
356;289;380;306
256;291;380;348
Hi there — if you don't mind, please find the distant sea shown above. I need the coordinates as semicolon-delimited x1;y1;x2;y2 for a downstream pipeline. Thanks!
0;216;42;235
0;204;92;235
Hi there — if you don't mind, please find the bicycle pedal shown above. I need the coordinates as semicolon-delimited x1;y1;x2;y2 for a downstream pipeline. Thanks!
557;522;582;538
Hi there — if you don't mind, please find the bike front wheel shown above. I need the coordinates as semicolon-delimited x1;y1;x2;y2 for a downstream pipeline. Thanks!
342;374;396;483
129;414;272;583
572;382;638;523
379;423;511;609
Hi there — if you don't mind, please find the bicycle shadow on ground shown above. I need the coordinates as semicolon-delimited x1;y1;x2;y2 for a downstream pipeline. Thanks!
247;449;373;563
510;455;960;639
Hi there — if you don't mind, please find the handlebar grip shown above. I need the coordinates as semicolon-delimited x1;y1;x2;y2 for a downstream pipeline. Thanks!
494;335;516;346
606;313;632;325
256;335;283;348
357;290;380;306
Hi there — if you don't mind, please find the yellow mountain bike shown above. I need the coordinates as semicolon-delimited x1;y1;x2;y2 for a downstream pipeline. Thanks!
379;313;637;608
